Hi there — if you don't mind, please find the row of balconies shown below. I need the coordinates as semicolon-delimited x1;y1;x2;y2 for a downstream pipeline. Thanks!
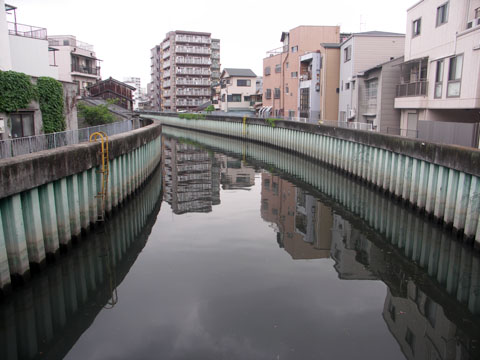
176;78;211;86
176;89;211;96
176;67;211;76
163;70;170;78
175;35;211;44
163;61;170;69
175;57;211;65
211;53;220;60
176;98;208;106
176;46;211;55
211;43;220;50
163;80;171;88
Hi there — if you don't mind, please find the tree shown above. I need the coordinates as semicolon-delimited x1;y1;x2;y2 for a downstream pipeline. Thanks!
77;103;115;126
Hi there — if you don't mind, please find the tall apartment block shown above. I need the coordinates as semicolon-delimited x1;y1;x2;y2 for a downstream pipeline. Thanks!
150;30;220;112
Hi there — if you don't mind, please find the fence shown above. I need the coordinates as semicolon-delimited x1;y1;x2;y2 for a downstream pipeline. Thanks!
0;118;144;159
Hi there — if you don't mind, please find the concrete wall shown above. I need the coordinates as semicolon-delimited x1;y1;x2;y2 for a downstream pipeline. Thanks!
9;35;58;78
148;113;480;249
0;119;162;293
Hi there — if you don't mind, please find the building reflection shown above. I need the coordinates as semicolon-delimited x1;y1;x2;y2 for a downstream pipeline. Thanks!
219;156;256;190
260;173;480;360
162;137;221;214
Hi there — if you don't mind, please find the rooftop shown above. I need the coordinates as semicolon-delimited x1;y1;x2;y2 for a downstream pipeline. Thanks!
222;68;257;78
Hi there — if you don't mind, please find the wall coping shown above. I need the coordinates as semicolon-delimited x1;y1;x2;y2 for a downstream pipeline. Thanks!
0;120;162;199
142;112;480;178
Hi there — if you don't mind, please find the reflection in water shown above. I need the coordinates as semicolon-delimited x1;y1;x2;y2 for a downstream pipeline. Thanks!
164;128;480;360
0;166;162;360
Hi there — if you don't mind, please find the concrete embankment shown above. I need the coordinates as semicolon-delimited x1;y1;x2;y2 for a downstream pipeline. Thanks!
0;119;162;295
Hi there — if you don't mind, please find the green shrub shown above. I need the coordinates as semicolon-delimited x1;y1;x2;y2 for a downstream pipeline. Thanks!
178;113;206;120
266;118;281;128
78;102;115;126
37;77;65;133
205;105;215;113
0;70;37;113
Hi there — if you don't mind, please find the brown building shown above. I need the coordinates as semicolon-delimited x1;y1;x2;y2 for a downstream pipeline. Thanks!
151;30;220;112
87;77;135;110
260;173;333;259
262;26;341;119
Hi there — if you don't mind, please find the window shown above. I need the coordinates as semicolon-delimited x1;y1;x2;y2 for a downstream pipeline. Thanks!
345;82;350;90
237;79;251;86
291;45;298;53
291;71;298;78
286;62;289;69
227;95;232;102
274;88;281;99
352;80;355;90
285;84;289;93
476;7;480;18
412;18;421;36
288;110;295;118
244;95;251;102
231;94;242;102
436;2;449;27
299;88;310;118
344;46;352;62
434;59;444;98
10;112;34;138
447;54;463;97
275;64;281;73
365;79;378;107
264;66;271;76
265;88;272;99
221;94;225;102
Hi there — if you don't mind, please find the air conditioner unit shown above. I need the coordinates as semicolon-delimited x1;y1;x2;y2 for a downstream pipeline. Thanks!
348;109;356;119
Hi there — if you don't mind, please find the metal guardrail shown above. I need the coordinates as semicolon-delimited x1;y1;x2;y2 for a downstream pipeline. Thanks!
0;119;144;160
396;81;428;97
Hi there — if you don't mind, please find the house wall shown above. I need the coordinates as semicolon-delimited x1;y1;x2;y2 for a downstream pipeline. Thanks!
9;35;58;78
379;58;403;132
262;53;285;114
322;47;340;121
220;76;256;112
0;0;12;71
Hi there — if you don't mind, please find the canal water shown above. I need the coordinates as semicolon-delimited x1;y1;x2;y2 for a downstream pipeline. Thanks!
1;128;480;360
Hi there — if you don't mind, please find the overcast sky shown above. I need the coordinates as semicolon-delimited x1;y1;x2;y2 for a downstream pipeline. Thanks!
8;0;417;88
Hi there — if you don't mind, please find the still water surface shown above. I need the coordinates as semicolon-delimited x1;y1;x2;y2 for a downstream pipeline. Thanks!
1;131;479;360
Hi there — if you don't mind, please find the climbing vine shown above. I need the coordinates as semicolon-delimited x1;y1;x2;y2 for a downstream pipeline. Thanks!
0;70;37;113
37;77;66;133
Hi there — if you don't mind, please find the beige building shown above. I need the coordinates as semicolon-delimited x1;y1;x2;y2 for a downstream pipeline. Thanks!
298;43;341;122
220;68;257;114
262;26;341;118
395;0;480;147
48;35;101;96
151;30;220;112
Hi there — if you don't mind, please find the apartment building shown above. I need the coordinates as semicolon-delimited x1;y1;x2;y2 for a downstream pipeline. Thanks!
339;31;405;123
150;45;162;110
262;26;341;119
123;76;141;110
48;35;101;96
395;0;480;147
150;30;220;112
298;43;341;122
220;68;257;113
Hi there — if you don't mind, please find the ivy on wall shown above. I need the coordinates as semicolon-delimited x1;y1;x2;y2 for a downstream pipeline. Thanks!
37;77;66;133
0;71;66;134
0;71;37;113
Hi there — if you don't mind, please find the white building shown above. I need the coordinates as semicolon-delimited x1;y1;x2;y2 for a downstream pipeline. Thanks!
338;31;405;123
124;76;142;110
1;2;57;78
220;68;257;114
395;0;480;147
48;35;101;96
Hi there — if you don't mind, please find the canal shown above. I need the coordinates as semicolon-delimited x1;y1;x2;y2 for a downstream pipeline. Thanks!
1;126;479;360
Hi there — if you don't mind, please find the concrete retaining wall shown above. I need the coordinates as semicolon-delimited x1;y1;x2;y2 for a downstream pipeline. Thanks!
145;114;480;248
0;120;162;294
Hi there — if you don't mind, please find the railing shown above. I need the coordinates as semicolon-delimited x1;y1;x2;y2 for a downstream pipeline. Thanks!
8;22;47;40
71;63;100;75
175;35;211;44
175;46;211;54
48;36;94;51
176;68;211;75
176;57;211;65
162;41;170;49
384;127;419;138
0;119;145;159
176;79;211;86
396;80;428;97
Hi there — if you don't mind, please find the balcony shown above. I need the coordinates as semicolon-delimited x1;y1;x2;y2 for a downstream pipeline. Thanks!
163;41;170;50
175;35;211;44
71;63;100;75
176;57;211;65
163;80;171;88
163;51;170;59
176;68;211;76
176;78;211;86
163;61;170;69
8;22;47;40
396;81;428;97
176;89;210;96
176;99;206;106
175;46;211;55
163;71;171;79
211;53;220;60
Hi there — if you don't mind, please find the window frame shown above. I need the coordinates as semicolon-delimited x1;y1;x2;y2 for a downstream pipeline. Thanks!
412;18;421;37
291;71;298;78
447;54;463;98
436;2;449;27
274;88;281;99
344;46;352;62
275;64;281;73
264;66;271;76
10;112;35;138
265;88;272;99
434;59;444;98
236;79;251;87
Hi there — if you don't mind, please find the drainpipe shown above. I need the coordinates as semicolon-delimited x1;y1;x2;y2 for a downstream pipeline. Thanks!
282;51;289;116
